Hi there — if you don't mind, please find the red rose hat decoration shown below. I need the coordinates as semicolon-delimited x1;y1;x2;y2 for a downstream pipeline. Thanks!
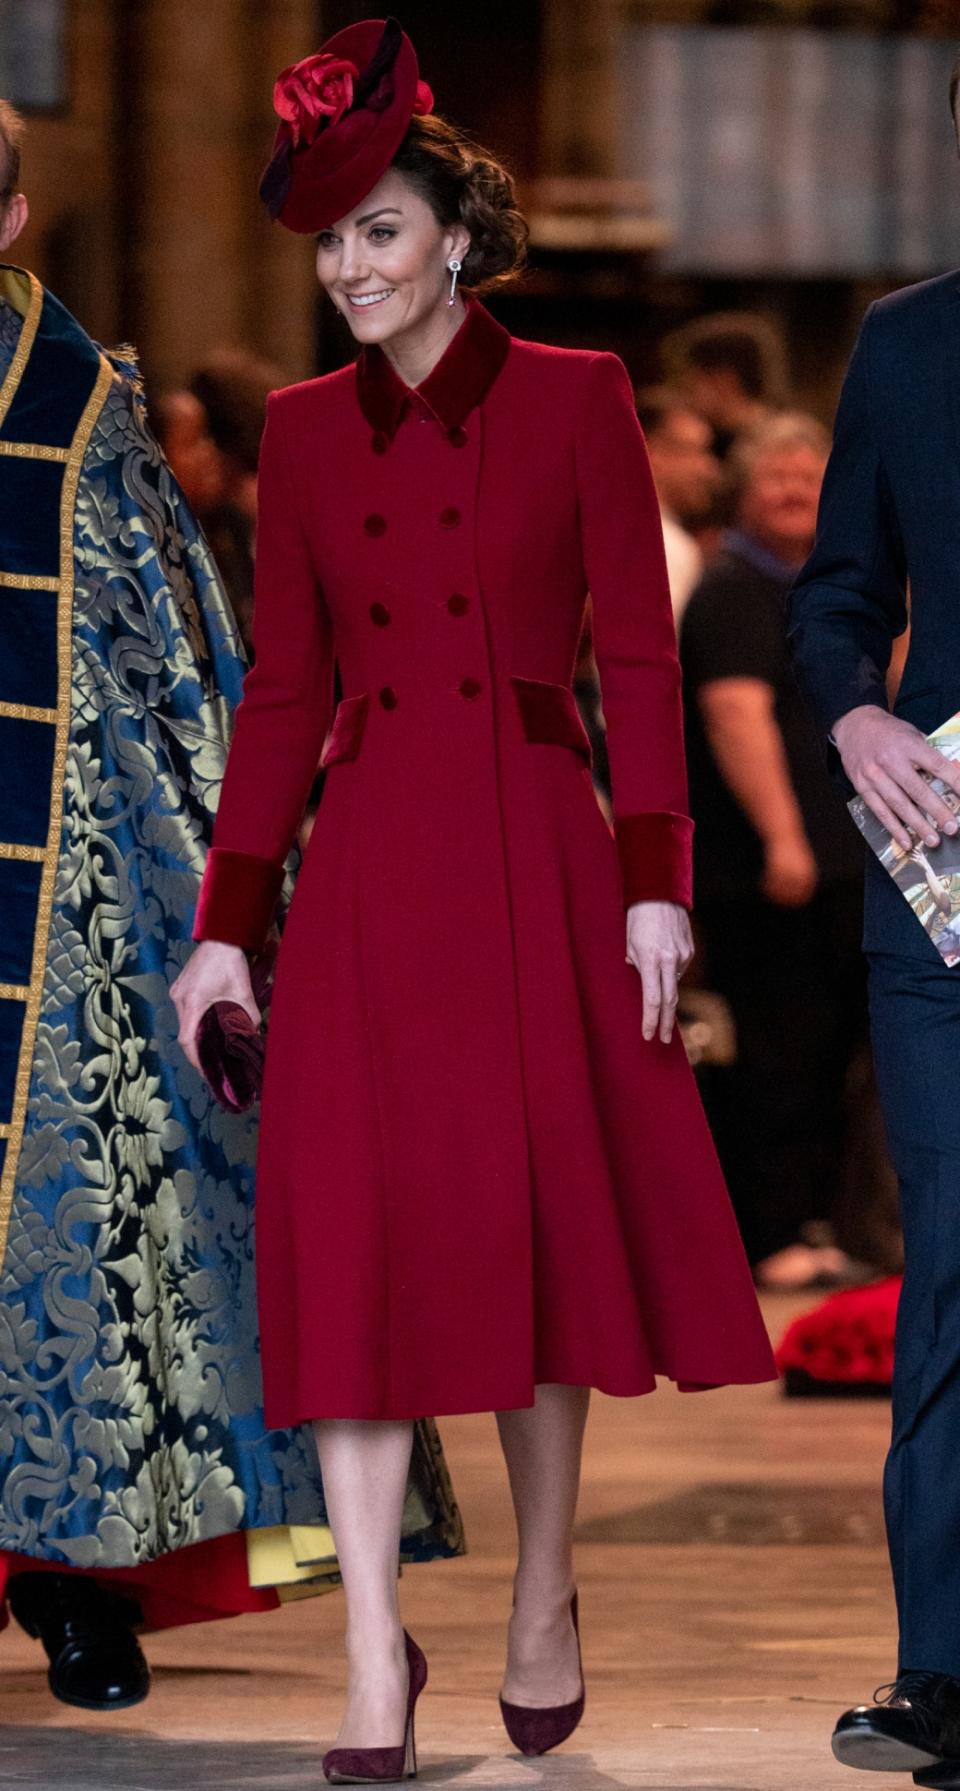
273;55;360;147
259;17;435;235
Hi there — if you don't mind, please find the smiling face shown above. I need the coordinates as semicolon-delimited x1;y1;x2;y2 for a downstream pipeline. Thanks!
315;167;470;351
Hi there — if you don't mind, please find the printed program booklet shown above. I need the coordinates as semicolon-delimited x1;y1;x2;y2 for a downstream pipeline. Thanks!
849;709;960;966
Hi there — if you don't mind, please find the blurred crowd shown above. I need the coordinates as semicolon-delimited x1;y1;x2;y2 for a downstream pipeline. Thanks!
586;312;901;1296
158;307;902;1303
154;349;285;662
633;312;898;1294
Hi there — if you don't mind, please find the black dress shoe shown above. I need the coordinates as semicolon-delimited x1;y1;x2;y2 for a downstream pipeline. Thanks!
915;1766;960;1789
8;1572;151;1710
832;1673;960;1774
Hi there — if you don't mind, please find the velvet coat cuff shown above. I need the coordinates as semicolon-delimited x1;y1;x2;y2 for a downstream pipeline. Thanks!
193;847;285;951
614;812;694;911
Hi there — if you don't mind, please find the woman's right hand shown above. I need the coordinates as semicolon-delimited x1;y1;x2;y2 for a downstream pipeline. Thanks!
171;940;261;1072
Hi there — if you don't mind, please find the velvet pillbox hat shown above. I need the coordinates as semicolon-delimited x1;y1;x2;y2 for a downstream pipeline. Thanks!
259;16;435;235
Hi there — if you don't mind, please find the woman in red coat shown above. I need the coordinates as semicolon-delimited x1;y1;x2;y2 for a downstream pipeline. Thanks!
173;20;775;1783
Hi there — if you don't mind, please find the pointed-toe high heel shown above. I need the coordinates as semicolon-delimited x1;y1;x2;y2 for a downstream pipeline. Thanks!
322;1630;428;1785
499;1589;585;1757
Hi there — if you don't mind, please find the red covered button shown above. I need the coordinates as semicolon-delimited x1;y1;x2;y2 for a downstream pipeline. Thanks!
371;432;389;455
439;506;461;529
370;602;391;626
379;685;398;709
447;593;469;617
364;513;387;537
448;426;468;448
459;677;482;700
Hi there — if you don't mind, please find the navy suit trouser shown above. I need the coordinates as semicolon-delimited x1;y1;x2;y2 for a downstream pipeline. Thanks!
869;949;960;1674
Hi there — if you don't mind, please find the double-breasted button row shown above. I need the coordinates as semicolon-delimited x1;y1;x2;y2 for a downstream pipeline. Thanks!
378;682;480;706
364;508;463;535
366;507;473;707
369;595;470;627
374;676;480;705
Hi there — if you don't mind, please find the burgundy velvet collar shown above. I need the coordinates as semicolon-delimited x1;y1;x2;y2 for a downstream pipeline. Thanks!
355;296;511;442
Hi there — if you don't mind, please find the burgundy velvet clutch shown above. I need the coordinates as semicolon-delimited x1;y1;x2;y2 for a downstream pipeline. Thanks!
196;940;277;1114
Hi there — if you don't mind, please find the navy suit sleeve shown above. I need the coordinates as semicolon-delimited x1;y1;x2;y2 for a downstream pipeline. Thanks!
788;305;908;738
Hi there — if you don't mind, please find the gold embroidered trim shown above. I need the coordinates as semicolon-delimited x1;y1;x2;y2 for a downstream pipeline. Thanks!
0;441;69;463
0;270;42;433
0;985;29;1003
0;572;60;591
0;703;57;724
0;350;113;1250
0;1125;9;1141
0;842;45;863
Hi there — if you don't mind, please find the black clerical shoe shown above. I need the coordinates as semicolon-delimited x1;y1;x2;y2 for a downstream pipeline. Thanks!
832;1673;960;1774
8;1572;151;1710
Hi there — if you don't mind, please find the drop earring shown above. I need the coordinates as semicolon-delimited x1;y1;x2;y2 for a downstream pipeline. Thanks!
447;258;462;307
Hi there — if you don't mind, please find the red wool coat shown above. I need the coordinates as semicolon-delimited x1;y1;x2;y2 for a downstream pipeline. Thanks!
195;297;775;1425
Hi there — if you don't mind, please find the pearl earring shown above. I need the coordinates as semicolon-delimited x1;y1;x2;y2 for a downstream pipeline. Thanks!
447;258;462;307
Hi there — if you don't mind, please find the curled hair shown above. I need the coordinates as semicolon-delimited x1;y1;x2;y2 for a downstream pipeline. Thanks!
391;114;528;294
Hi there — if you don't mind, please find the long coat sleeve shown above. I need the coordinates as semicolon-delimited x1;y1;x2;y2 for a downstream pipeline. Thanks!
789;306;908;737
576;353;693;909
194;394;336;949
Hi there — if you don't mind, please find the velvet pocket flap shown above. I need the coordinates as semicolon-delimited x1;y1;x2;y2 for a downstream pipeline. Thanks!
320;692;371;768
510;676;592;765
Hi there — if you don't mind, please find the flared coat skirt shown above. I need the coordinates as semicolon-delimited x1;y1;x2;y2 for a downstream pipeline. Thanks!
255;685;775;1425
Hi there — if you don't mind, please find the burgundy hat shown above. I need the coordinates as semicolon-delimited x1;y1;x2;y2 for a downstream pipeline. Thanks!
259;17;434;235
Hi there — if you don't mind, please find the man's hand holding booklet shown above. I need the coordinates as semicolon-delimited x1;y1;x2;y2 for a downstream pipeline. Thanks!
845;707;960;965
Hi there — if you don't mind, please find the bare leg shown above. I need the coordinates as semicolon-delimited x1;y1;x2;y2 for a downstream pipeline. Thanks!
312;1418;415;1748
496;1383;590;1706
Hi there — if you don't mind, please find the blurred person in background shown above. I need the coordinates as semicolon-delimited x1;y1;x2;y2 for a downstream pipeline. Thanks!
0;97;461;1712
152;388;226;516
681;414;869;1292
663;311;788;460
635;386;721;626
789;51;960;1784
188;349;285;658
156;350;284;661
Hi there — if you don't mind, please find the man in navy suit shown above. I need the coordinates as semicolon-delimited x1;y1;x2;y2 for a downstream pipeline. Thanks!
791;53;960;1787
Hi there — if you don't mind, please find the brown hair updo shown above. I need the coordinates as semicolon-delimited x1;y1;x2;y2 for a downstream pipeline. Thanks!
390;114;528;294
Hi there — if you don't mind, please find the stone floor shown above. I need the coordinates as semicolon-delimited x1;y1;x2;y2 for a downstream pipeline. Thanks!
0;1295;899;1789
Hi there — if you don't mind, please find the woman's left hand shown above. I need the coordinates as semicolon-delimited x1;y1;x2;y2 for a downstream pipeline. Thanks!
625;901;694;1045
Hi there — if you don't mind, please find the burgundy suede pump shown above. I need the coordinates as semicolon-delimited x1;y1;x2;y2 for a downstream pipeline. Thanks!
499;1590;585;1756
322;1631;427;1784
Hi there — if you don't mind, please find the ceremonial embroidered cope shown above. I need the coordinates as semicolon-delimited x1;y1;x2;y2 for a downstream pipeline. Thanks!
0;270;109;1217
